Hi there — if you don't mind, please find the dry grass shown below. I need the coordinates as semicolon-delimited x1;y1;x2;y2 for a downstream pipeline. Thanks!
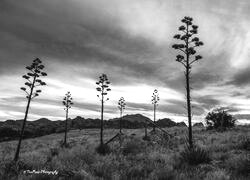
0;126;249;180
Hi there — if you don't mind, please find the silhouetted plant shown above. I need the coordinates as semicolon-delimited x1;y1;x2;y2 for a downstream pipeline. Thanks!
180;145;211;166
96;74;111;147
151;89;160;132
205;107;236;130
95;143;111;155
14;58;47;162
172;16;204;148
62;91;73;147
118;97;126;133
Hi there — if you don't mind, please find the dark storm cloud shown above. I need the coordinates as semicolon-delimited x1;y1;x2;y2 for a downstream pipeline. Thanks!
1;0;250;121
0;0;170;87
226;67;250;87
193;95;221;109
0;0;234;90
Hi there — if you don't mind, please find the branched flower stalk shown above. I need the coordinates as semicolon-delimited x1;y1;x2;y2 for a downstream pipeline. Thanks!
14;58;47;161
62;91;73;147
151;89;160;132
172;16;204;148
118;97;126;133
96;74;111;146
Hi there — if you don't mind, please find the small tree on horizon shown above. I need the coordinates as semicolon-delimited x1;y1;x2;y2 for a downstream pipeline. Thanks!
172;16;204;148
205;107;236;130
62;91;73;147
96;74;111;147
14;58;47;161
118;97;126;133
151;89;160;132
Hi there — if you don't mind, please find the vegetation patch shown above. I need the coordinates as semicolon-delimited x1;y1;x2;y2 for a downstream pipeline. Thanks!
95;144;111;155
179;145;211;166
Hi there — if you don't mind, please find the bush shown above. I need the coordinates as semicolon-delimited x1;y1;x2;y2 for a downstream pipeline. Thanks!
205;108;236;130
122;139;146;155
142;135;150;141
95;144;111;155
2;160;32;179
180;145;211;166
227;154;250;177
238;138;250;151
205;169;230;180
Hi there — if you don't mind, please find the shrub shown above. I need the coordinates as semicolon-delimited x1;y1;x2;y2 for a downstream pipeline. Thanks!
50;148;59;157
180;145;211;166
95;144;111;155
142;135;150;141
91;155;119;179
2;160;32;179
205;169;230;180
122;139;146;155
227;154;250;177
238;137;250;151
205;108;236;130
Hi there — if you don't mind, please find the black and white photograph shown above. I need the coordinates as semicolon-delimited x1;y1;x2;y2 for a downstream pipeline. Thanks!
0;0;249;179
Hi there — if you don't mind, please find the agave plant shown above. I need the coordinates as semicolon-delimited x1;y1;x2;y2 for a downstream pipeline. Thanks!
96;74;111;146
62;91;73;147
14;58;47;161
118;97;126;133
151;89;160;131
172;16;204;148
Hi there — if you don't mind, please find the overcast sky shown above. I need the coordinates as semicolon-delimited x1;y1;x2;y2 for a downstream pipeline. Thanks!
0;0;250;124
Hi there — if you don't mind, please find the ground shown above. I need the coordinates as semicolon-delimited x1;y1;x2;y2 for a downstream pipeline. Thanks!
0;126;249;180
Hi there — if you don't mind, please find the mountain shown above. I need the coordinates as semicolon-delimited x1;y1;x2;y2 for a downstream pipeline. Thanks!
110;114;152;123
122;114;153;123
34;118;51;124
108;114;153;129
176;122;187;127
193;122;204;127
156;118;176;127
0;114;183;142
72;116;101;129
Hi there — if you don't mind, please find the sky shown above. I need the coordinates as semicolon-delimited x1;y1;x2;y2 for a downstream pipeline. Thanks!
0;0;250;124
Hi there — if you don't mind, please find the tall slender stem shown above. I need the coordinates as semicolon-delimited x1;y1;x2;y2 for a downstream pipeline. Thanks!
185;23;193;148
100;84;104;145
153;104;156;131
64;106;68;146
14;75;36;161
119;109;122;133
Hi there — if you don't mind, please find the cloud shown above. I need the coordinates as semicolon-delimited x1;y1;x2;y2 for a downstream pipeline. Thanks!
0;0;250;122
226;66;250;86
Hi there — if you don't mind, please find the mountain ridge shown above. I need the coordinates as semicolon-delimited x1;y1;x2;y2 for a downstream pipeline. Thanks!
0;114;187;142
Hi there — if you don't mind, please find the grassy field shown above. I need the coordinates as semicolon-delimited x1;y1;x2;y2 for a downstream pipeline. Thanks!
0;126;249;180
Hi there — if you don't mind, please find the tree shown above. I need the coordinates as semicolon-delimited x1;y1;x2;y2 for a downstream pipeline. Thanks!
14;58;47;161
172;16;204;148
96;74;111;146
151;89;160;132
118;97;126;133
205;108;236;130
62;91;73;147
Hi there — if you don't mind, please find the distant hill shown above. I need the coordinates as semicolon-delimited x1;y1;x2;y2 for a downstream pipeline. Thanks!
176;122;187;127
0;114;186;142
193;122;204;127
109;114;153;129
113;114;152;123
156;118;176;127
